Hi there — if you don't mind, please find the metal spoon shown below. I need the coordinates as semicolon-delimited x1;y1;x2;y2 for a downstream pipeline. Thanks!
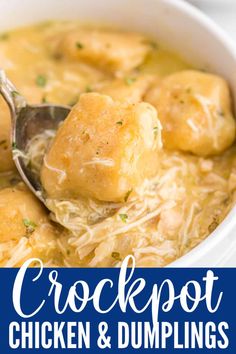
0;69;70;204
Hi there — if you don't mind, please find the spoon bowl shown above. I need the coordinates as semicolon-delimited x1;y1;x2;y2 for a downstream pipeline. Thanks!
0;69;70;203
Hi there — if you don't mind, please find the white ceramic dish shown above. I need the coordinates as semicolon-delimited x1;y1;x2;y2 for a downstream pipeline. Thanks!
0;0;236;266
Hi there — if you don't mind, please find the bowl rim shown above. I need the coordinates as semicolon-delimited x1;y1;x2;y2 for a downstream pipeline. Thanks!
165;0;236;266
1;0;236;267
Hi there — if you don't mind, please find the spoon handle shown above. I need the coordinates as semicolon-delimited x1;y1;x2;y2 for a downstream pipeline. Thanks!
0;69;27;118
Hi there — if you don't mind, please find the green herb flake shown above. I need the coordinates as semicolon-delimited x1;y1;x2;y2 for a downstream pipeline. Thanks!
153;126;159;138
142;39;158;50
36;75;47;87
134;66;141;73
119;214;128;223
76;42;84;49
12;142;17;150
0;33;9;40
124;77;136;86
12;90;20;98
68;96;79;106
150;41;158;50
41;95;48;104
186;87;192;94
116;121;123;126
23;218;37;234
124;189;132;202
111;252;121;261
85;85;92;93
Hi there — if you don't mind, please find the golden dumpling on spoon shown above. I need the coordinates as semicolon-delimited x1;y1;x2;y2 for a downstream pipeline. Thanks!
41;93;162;202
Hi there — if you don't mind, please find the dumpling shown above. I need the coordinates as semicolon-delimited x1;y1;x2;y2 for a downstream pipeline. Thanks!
0;184;59;266
93;75;155;103
145;70;236;156
41;93;162;202
0;184;55;242
50;28;151;75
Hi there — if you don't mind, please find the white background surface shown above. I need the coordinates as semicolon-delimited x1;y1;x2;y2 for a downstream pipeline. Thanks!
188;0;236;41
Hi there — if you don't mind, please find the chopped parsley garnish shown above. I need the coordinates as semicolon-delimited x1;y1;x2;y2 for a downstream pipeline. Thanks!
186;87;192;94
116;121;123;126
36;75;47;87
68;96;79;106
76;42;84;49
0;33;9;40
85;85;92;93
119;214;128;223
124;189;132;202
142;39;158;50
41;95;48;104
12;90;20;98
12;142;17;150
111;252;121;261
153;126;159;138
23;218;37;234
149;41;158;50
124;77;136;86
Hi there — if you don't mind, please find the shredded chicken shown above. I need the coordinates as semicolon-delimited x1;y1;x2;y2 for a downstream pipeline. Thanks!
7;130;235;267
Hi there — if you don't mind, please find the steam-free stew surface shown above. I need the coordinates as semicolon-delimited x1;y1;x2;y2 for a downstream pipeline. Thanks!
0;22;236;267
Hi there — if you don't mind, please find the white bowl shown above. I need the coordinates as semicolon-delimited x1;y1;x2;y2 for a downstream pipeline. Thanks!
1;0;236;266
